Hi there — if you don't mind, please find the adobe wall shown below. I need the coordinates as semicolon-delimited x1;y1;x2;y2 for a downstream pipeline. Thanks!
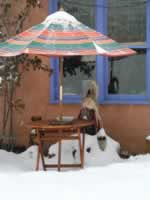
0;1;150;154
14;85;150;155
1;70;150;154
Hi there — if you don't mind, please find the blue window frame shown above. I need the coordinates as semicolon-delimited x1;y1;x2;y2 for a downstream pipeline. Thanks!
49;0;150;104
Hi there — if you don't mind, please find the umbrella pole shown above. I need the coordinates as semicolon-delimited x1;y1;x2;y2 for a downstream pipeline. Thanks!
59;57;64;120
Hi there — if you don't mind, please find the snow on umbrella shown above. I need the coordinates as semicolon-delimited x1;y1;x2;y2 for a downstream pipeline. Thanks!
0;10;136;119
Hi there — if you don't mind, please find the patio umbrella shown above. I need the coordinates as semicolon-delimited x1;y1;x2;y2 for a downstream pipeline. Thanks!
0;10;136;120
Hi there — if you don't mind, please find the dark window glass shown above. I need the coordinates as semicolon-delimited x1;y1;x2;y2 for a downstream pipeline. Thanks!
107;0;146;96
63;56;96;96
58;0;96;96
59;0;95;28
108;49;146;95
107;0;146;43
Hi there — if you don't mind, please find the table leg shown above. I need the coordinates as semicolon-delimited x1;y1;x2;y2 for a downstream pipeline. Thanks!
35;145;40;171
82;133;85;168
58;140;62;171
77;128;83;168
37;130;46;171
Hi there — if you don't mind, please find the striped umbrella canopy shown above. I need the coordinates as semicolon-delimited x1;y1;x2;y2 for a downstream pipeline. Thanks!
0;10;135;57
0;10;136;120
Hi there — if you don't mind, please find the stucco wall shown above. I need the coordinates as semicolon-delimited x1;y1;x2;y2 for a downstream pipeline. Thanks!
0;1;150;154
11;70;150;154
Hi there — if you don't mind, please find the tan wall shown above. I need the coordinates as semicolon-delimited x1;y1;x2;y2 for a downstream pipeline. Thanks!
1;70;150;154
0;1;150;154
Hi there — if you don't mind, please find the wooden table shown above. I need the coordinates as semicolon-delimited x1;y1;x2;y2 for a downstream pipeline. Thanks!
29;119;95;171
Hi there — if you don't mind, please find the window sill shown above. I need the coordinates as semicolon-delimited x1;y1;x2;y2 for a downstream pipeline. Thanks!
100;100;150;105
50;96;150;105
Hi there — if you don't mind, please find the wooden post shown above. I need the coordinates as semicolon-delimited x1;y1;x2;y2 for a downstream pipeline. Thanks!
59;57;63;120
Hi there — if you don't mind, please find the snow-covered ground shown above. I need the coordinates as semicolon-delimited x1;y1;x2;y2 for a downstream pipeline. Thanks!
1;131;150;200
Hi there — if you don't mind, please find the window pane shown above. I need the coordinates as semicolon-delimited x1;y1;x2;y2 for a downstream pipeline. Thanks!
108;49;146;95
107;0;146;43
63;56;96;96
58;0;96;96
59;0;95;28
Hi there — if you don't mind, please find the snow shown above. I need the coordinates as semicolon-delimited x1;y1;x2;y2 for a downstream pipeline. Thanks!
0;132;150;200
94;41;107;54
97;127;107;137
145;135;150;141
0;76;2;84
43;11;80;27
49;129;121;166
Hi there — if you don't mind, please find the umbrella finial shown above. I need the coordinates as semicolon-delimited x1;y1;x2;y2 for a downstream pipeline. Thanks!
59;6;64;11
58;0;64;11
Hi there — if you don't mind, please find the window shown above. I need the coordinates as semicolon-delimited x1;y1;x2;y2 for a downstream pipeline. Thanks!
108;50;146;95
105;0;149;103
49;0;97;103
107;0;146;43
61;0;96;98
49;0;150;104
